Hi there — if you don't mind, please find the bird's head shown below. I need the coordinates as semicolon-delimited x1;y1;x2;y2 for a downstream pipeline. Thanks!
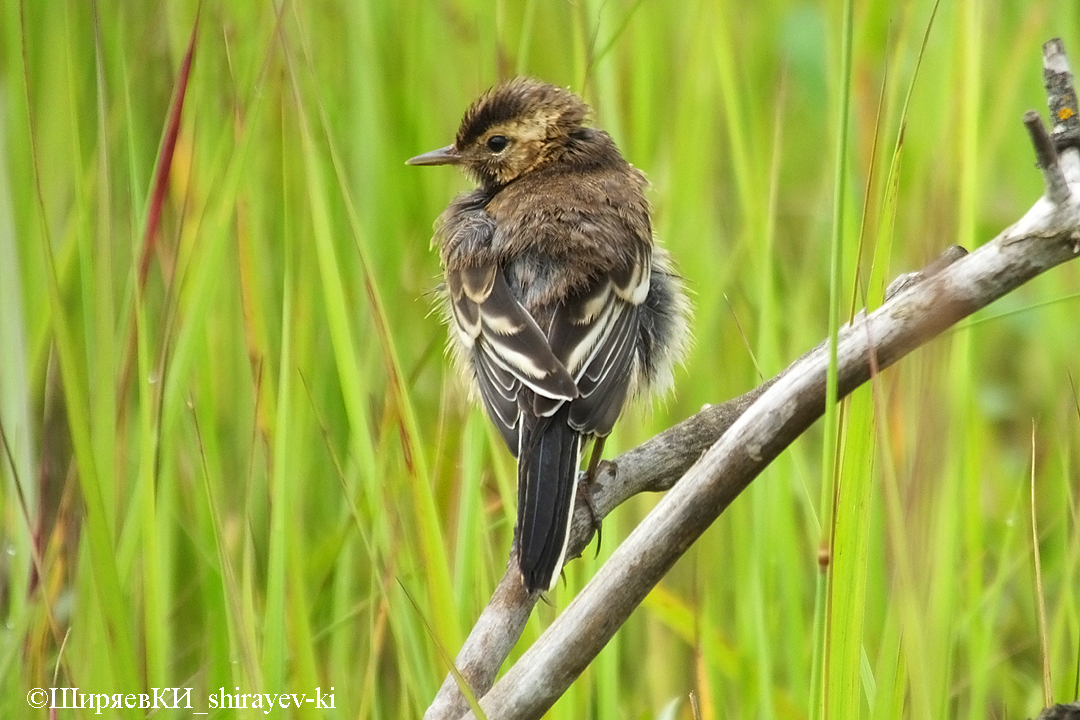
407;78;590;188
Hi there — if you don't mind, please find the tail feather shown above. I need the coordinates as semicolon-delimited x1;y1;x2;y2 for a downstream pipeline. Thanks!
517;405;581;593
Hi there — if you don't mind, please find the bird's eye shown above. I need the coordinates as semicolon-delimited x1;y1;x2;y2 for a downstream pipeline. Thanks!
486;135;509;153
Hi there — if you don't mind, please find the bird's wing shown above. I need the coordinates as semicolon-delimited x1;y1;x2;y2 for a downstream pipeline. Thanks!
447;264;579;451
546;244;651;436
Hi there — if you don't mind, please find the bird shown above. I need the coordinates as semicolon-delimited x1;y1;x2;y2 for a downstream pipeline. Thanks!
408;77;690;593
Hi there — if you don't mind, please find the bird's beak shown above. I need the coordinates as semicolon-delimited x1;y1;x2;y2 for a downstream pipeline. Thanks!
406;145;461;166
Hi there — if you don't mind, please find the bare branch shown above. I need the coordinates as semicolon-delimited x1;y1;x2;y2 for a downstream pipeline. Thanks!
1044;38;1080;152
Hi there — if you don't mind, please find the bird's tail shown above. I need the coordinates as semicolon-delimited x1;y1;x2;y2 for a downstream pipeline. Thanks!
516;405;581;593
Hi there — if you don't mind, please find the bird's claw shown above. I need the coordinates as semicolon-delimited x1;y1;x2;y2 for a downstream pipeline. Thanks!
578;468;604;558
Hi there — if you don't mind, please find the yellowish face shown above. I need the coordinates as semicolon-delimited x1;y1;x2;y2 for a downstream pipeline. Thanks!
407;78;589;188
457;110;564;186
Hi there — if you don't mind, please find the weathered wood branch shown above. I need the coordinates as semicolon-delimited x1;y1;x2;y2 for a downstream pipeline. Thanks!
425;38;1080;720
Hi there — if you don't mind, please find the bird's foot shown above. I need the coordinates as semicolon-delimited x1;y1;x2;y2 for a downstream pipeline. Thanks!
578;459;613;558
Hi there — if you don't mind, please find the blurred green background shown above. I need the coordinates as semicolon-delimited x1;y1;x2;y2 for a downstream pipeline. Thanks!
1;0;1078;718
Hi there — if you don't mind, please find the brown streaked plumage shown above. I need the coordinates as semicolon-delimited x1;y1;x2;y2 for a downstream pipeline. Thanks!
408;77;690;593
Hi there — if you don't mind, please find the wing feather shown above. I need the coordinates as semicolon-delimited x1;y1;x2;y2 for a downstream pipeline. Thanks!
472;344;520;450
567;302;639;434
542;246;651;436
444;209;652;446
448;264;579;453
448;265;578;399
